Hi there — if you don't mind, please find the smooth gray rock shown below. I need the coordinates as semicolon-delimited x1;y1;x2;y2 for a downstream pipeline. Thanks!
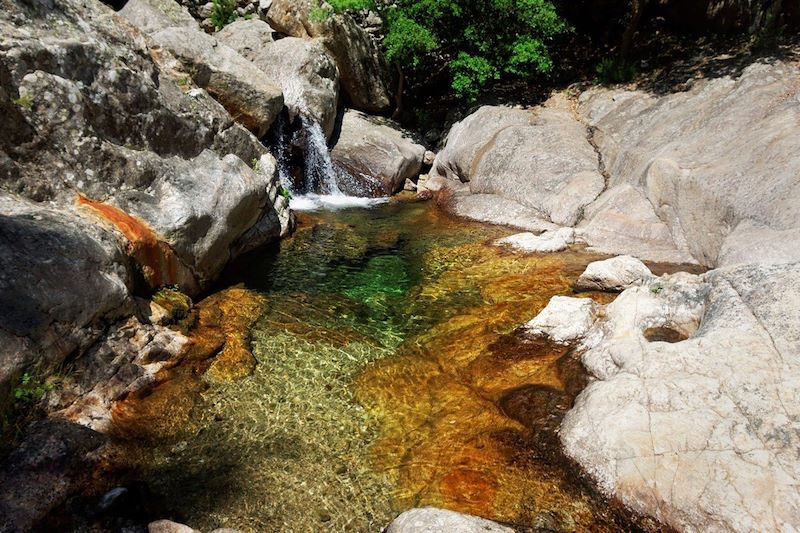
331;110;425;196
386;507;514;533
561;262;800;531
432;97;604;227
578;60;800;267
147;520;199;533
119;0;199;34
149;26;284;137
576;184;697;264
0;196;132;392
265;0;393;113
574;255;653;292
218;23;339;138
432;106;533;183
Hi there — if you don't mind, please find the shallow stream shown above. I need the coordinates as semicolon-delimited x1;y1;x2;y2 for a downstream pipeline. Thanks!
111;200;642;532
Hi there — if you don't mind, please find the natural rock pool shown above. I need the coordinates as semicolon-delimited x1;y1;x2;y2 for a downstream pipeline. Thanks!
108;199;649;532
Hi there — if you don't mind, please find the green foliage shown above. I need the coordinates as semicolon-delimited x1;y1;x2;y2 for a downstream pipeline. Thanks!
595;57;637;84
650;285;663;294
326;0;569;101
13;93;33;109
280;186;293;200
309;3;332;23
382;10;438;69
210;0;237;29
12;373;52;405
328;0;373;10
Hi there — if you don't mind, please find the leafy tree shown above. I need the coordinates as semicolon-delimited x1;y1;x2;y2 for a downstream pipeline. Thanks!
327;0;570;101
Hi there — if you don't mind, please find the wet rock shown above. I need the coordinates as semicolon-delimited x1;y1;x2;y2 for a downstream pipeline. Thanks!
55;315;188;432
385;507;514;533
217;23;339;138
265;0;392;113
494;228;575;253
574;255;653;292
148;26;283;137
561;262;800;531
523;296;599;344
331;110;425;196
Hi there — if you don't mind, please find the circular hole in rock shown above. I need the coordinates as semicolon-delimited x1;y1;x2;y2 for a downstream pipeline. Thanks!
643;326;689;343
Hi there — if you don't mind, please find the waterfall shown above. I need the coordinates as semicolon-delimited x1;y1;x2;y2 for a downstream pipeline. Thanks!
265;109;387;210
299;116;343;196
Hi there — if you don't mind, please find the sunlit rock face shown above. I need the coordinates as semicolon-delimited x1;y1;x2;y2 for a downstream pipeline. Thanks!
0;0;290;390
543;262;800;532
434;60;800;268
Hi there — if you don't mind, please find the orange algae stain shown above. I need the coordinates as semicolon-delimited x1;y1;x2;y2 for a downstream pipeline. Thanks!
354;242;624;529
111;286;267;440
76;194;188;290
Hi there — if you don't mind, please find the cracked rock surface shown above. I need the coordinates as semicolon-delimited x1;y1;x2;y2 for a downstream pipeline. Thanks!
532;263;800;531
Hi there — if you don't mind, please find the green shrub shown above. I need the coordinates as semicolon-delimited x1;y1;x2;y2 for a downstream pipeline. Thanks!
309;2;332;23
210;0;237;29
326;0;569;102
595;57;636;84
11;373;52;405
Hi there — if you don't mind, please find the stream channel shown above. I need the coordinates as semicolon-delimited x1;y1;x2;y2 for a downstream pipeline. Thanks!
108;198;651;532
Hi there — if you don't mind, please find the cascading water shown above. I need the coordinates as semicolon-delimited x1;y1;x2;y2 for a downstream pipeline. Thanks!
266;101;387;210
299;115;343;196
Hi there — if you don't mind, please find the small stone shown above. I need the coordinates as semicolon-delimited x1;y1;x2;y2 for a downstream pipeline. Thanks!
523;296;599;344
423;150;436;166
403;178;417;192
386;507;514;533
495;228;574;253
147;519;199;533
574;255;653;292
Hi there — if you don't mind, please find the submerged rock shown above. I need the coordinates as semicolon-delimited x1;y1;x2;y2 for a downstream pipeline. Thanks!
574;255;653;292
386;507;514;533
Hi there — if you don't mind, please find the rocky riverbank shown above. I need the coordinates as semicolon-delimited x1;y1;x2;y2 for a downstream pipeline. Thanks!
1;0;799;530
423;48;800;531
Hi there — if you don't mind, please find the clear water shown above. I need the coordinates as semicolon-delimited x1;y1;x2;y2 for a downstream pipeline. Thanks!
112;201;636;532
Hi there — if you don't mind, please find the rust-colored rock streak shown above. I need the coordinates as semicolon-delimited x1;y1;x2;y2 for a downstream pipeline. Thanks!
76;194;191;290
